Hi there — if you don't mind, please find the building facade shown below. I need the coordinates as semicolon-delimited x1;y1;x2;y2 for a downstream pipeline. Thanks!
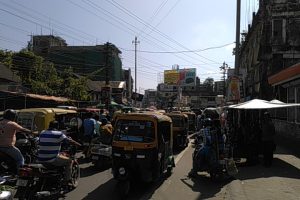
30;35;123;82
237;0;300;139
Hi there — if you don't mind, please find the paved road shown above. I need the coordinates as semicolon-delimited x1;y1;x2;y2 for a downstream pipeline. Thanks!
64;142;300;200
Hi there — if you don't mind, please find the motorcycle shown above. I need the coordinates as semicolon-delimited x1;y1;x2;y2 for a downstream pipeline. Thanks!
192;129;238;180
0;133;38;176
0;152;17;175
14;144;80;200
15;133;39;164
90;137;112;169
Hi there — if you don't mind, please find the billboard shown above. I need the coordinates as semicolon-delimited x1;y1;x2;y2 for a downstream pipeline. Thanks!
164;68;196;86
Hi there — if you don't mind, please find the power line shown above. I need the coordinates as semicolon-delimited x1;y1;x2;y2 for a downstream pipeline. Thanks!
120;42;234;54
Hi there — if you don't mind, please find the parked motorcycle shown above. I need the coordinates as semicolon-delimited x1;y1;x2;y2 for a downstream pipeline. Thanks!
14;145;80;200
90;137;112;169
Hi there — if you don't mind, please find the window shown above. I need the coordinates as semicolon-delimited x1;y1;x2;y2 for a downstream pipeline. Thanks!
287;87;295;122
273;19;283;39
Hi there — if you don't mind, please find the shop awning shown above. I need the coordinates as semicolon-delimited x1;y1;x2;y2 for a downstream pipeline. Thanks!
268;63;300;86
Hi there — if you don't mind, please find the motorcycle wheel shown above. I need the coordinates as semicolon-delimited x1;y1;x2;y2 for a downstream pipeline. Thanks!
116;179;130;198
69;162;80;189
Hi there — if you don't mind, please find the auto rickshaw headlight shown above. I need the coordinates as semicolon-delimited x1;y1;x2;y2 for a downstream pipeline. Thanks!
119;167;126;175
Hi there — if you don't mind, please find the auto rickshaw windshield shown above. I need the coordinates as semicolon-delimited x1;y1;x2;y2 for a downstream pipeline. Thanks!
114;120;155;142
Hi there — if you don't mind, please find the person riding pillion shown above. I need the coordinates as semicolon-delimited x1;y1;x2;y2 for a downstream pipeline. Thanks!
0;109;34;170
37;121;81;184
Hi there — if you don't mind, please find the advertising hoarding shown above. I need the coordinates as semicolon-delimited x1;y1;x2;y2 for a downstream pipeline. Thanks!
164;68;196;86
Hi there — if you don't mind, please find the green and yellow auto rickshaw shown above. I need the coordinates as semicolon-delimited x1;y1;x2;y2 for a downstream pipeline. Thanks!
164;111;189;149
112;112;175;196
17;108;78;136
182;111;197;134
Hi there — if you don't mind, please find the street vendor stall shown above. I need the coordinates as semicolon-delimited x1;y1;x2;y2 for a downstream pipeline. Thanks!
226;99;300;163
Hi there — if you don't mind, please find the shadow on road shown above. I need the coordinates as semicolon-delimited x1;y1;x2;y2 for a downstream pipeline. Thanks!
235;157;300;180
81;178;118;200
80;175;170;200
180;174;233;200
80;165;111;178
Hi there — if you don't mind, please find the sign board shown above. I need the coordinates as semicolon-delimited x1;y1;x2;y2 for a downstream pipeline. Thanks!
164;68;196;86
227;76;240;101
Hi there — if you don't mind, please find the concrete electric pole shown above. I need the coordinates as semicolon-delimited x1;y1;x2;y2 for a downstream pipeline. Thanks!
132;36;139;106
234;0;241;75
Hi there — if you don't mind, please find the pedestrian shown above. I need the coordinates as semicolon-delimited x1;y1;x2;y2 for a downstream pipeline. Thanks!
261;111;276;167
83;112;96;157
99;118;113;145
0;109;33;171
93;114;101;137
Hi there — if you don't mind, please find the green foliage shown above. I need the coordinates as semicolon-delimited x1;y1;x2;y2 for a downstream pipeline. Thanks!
0;50;13;67
0;50;90;101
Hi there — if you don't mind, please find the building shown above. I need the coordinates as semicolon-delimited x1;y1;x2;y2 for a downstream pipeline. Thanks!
156;67;225;109
0;63;26;92
237;0;300;140
143;89;157;107
30;35;123;82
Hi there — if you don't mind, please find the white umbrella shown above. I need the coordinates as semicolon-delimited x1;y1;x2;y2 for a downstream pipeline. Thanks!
231;99;300;109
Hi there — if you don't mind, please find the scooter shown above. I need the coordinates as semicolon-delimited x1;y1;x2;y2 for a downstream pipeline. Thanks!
14;145;80;200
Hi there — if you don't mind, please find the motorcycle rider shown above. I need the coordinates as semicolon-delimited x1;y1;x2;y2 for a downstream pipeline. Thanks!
189;118;225;177
0;109;33;170
37;120;81;184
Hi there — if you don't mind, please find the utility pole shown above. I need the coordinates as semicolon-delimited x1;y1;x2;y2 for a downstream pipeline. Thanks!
132;36;139;106
220;62;229;98
104;42;111;110
234;0;241;75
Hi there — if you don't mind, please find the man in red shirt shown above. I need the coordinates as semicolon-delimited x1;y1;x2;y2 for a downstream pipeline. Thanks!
0;109;32;169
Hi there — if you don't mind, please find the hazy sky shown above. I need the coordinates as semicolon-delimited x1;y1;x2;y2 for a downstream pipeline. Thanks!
0;0;259;93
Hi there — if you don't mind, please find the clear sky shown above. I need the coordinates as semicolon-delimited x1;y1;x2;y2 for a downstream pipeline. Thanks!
0;0;258;93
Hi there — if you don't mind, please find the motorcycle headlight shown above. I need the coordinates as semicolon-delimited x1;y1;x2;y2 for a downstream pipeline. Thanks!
119;167;126;175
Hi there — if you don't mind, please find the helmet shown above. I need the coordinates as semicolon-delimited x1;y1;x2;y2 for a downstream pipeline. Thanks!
203;118;212;127
3;109;17;121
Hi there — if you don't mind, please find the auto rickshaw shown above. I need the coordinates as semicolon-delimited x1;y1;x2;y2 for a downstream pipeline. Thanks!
112;112;175;196
182;111;197;134
164;112;189;149
17;108;79;136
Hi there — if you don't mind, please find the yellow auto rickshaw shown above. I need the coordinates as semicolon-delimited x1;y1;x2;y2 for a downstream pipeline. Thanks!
164;112;189;149
17;108;78;135
112;112;175;196
182;111;197;134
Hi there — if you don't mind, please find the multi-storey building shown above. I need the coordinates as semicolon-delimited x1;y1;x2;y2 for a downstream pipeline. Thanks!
237;0;300;140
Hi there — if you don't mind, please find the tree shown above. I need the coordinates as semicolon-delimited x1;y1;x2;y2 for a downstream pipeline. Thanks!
0;50;90;101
